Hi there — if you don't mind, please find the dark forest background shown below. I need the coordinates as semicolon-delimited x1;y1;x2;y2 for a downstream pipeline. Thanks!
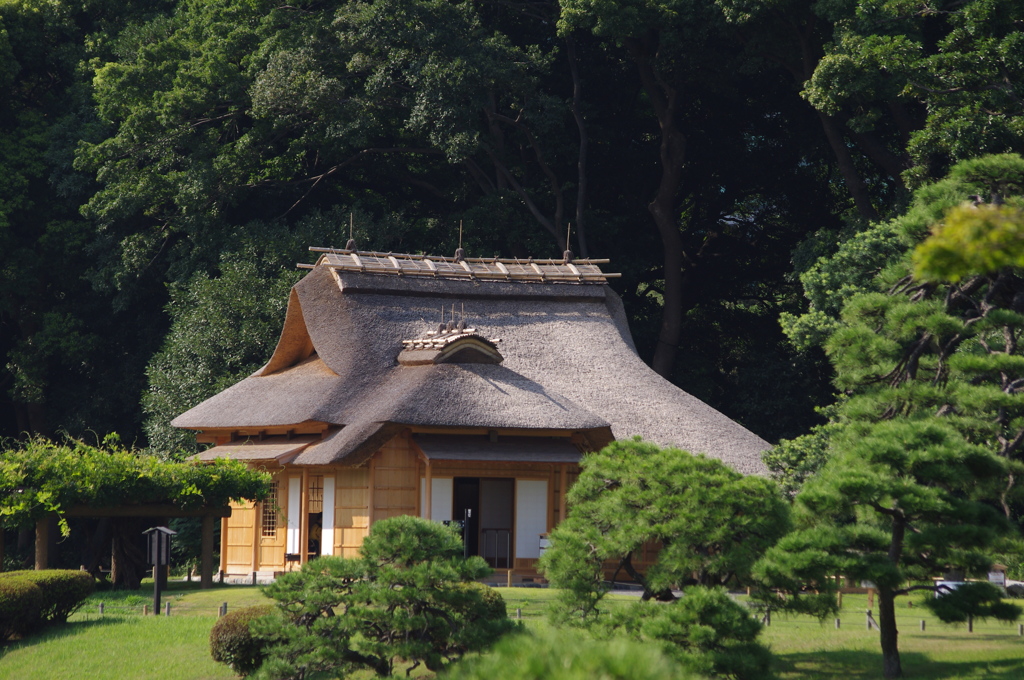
1;0;1020;454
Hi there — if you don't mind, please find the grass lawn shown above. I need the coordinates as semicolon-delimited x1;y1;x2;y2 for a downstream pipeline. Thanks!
758;592;1024;680
3;583;1024;679
0;580;270;680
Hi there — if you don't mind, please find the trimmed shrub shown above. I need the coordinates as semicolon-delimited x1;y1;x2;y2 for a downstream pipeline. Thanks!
629;587;773;680
210;604;276;676
442;629;698;680
0;577;44;642
0;570;95;623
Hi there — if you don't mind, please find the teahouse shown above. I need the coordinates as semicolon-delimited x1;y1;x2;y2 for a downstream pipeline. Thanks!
173;246;770;581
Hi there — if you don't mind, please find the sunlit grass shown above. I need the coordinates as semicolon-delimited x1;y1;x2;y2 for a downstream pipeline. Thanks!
4;584;1024;679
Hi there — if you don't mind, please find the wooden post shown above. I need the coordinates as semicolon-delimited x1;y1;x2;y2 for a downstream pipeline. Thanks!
868;588;875;609
835;618;841;629
300;468;309;565
968;615;973;633
200;514;215;589
34;516;49;570
251;499;262;578
866;610;873;631
921;620;926;632
368;458;377;529
424;460;433;521
219;517;229;576
559;465;568;525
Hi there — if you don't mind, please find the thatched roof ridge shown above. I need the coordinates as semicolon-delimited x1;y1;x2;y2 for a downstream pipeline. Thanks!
174;259;770;475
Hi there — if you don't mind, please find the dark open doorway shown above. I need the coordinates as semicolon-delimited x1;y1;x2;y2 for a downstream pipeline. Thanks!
453;477;513;568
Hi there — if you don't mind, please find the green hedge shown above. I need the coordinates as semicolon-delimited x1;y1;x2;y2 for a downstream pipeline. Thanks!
0;569;96;641
210;604;277;676
0;577;44;642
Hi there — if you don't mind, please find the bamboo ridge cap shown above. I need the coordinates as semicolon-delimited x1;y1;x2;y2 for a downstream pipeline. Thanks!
307;246;611;265
300;247;621;281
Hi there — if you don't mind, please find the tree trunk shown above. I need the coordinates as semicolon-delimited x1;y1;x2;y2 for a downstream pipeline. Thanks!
566;34;590;258
817;112;880;221
110;518;146;590
878;587;902;678
82;518;111;579
626;33;688;379
880;512;907;678
35;516;50;570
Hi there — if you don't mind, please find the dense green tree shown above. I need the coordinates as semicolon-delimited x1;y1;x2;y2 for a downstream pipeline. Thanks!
761;408;840;496
757;155;1024;678
254;516;516;679
0;0;176;439
776;155;1024;481
914;202;1024;282
558;0;748;377
6;0;956;456
606;588;772;680
800;0;1024;187
540;441;779;680
756;421;1019;679
717;0;914;220
540;439;789;611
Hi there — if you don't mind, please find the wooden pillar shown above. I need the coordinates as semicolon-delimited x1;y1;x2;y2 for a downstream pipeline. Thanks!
424;460;433;520
200;514;215;589
251;500;262;577
219;517;229;575
299;468;309;565
559;465;568;525
368;458;376;529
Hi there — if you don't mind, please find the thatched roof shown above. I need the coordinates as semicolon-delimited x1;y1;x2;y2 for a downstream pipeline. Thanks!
174;252;770;475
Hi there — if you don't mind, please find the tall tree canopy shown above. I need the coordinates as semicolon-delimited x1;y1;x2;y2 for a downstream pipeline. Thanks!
757;155;1024;679
2;0;1021;455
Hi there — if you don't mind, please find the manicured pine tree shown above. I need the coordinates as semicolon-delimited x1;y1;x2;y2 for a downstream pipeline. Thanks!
757;155;1024;679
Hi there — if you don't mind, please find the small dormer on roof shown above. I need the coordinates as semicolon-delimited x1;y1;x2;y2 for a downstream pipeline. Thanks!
398;320;503;366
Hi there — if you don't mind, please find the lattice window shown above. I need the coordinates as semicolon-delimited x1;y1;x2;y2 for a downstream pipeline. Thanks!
308;476;323;513
261;482;279;537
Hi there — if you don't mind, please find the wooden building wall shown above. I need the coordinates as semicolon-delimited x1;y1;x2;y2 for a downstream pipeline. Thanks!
371;434;419;523
334;467;369;558
219;432;589;577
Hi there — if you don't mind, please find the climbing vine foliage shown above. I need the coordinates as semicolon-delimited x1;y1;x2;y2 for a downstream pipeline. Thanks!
0;436;271;534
